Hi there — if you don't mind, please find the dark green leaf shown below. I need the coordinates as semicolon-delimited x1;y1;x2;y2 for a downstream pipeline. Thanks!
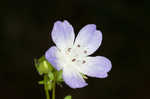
64;95;72;99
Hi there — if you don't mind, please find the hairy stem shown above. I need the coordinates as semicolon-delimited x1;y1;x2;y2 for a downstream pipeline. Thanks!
52;72;56;99
44;75;50;99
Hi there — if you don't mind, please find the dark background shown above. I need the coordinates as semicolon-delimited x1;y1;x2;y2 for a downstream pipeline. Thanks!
0;0;147;99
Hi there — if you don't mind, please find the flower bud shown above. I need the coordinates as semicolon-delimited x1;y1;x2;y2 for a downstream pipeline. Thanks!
34;56;53;75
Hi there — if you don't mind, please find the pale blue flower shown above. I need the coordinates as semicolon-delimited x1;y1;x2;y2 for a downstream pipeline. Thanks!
45;20;112;88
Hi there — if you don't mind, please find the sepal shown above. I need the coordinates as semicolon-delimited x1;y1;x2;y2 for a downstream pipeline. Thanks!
34;56;54;75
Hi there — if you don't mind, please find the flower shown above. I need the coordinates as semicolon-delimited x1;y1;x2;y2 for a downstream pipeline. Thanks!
45;20;112;88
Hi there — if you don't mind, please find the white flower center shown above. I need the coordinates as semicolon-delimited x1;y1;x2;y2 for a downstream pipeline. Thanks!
56;44;87;68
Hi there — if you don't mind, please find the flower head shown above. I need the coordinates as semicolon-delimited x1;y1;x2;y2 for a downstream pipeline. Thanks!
45;20;112;88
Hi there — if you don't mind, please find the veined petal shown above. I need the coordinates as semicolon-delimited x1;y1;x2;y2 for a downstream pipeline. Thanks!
79;56;112;78
51;20;75;51
45;46;62;71
74;24;102;55
63;67;88;88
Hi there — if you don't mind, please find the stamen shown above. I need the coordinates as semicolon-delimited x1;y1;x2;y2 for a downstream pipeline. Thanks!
67;48;71;52
72;58;76;62
77;44;80;47
82;60;86;64
84;50;87;54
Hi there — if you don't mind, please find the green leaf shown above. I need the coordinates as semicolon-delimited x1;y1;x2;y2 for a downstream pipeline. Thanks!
64;95;72;99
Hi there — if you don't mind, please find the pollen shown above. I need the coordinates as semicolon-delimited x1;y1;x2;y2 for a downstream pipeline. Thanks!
84;50;87;54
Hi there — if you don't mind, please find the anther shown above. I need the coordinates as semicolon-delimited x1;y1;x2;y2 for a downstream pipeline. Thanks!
77;44;80;47
82;60;86;64
72;58;76;62
84;50;87;54
67;48;71;52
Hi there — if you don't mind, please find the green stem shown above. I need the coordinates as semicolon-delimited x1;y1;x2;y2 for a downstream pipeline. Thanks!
52;72;56;99
44;75;50;99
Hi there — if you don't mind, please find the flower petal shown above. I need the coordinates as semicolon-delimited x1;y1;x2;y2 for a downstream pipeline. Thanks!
51;20;75;51
62;67;88;88
45;46;62;71
74;24;102;55
79;56;112;78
